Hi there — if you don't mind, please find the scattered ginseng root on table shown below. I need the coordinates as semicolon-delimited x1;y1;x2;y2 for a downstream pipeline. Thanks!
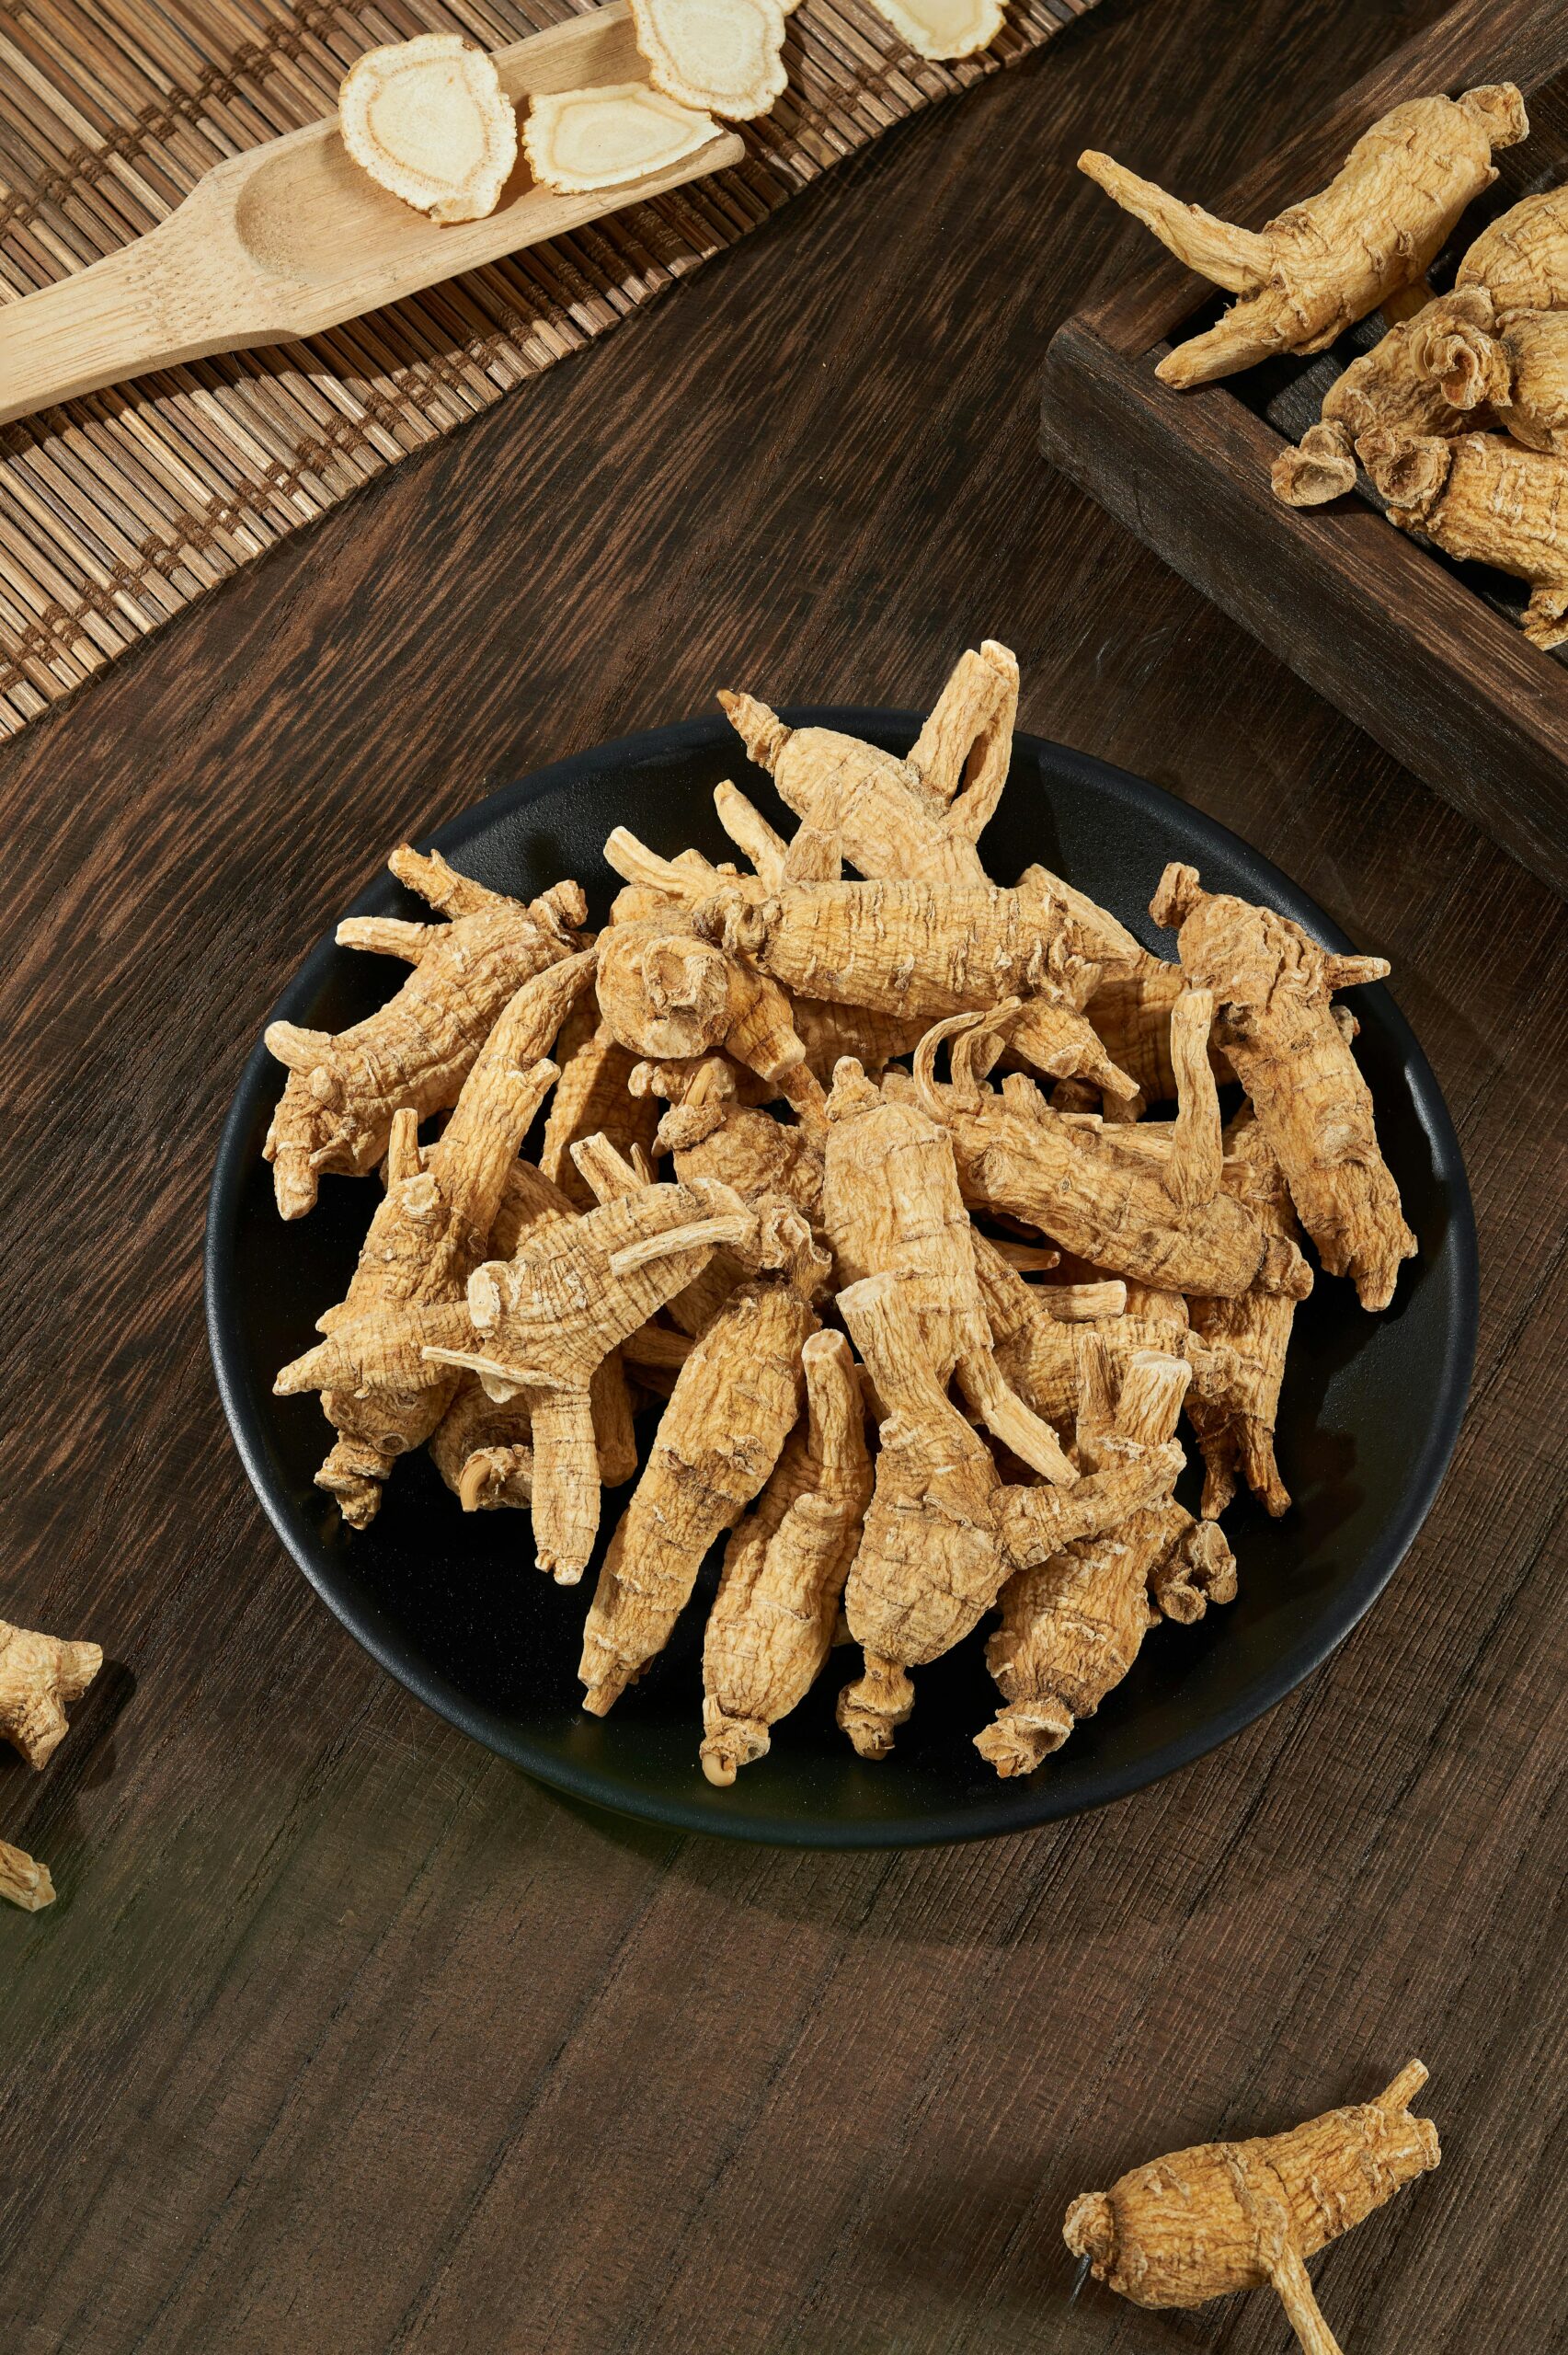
0;1614;103;1913
264;638;1416;1784
1065;2060;1439;2355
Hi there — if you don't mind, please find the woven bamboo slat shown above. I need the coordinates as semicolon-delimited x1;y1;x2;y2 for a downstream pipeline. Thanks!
0;0;1096;737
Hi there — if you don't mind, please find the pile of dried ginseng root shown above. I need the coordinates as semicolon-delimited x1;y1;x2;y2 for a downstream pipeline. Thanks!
268;639;1415;1787
1081;78;1568;651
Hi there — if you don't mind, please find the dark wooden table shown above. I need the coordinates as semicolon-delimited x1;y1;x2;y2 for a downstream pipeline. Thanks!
2;3;1562;2349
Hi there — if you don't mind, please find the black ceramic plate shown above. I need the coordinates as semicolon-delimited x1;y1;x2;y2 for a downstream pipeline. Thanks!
207;715;1477;1848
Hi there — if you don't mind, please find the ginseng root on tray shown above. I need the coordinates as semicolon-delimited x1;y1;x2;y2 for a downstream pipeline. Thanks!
265;639;1415;1784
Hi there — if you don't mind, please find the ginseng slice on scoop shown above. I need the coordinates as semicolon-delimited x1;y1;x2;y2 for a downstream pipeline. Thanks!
862;0;1005;62
632;0;787;121
340;34;519;224
523;84;719;194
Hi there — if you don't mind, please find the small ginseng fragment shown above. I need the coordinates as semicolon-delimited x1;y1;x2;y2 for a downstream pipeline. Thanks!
1151;863;1413;1309
0;1617;103;1770
862;0;1005;63
522;83;718;195
630;0;786;122
1064;2061;1439;2355
340;34;518;224
1;1839;54;1912
1081;85;1528;386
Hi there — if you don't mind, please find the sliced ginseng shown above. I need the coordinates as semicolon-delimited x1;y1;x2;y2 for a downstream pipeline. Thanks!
631;0;787;122
340;34;518;224
523;83;718;195
862;0;1005;61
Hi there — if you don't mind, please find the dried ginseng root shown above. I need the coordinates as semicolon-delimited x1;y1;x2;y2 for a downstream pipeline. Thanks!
821;1057;1075;1481
700;1330;873;1783
1080;84;1528;386
579;1275;813;1713
1415;296;1568;455
1;1837;54;1913
916;1003;1312;1302
609;851;1140;1104
264;846;585;1218
541;1005;660;1211
340;34;518;223
277;955;590;1525
1362;427;1568;646
1272;290;1495;507
975;1346;1235;1777
0;1616;103;1769
1187;1109;1301;1518
1457;182;1568;321
833;1276;1182;1758
595;912;828;1124
280;1161;758;1579
718;640;1020;887
861;0;1003;62
429;1373;532;1510
522;84;717;195
1152;864;1414;1310
630;0;786;121
1064;2060;1440;2355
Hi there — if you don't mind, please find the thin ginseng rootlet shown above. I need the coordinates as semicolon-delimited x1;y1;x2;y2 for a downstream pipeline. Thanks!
264;639;1419;1789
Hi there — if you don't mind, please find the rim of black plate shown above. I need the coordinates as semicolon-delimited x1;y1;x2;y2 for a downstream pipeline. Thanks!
205;714;1479;1849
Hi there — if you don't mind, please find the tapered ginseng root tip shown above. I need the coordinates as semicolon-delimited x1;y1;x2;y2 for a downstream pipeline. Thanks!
1358;429;1453;517
1377;2058;1430;2113
270;1153;319;1221
1076;153;1269;295
1149;860;1204;931
973;1697;1074;1777
718;690;791;774
1457;81;1528;147
836;1657;914;1758
699;1711;770;1786
1062;2191;1116;2268
1272;420;1357;508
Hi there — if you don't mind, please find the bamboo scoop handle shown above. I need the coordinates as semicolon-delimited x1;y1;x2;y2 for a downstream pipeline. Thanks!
0;226;255;427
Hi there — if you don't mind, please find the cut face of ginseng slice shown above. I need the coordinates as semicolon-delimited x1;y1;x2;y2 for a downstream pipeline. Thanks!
523;83;719;193
339;34;518;224
862;0;1005;62
631;0;788;122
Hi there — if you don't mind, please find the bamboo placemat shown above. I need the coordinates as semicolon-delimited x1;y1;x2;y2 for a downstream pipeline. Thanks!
0;0;1097;738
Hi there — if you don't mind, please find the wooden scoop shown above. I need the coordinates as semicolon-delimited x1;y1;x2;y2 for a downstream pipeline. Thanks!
0;5;742;430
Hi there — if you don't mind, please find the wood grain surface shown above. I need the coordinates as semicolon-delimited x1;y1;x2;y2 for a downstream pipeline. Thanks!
1;2;1562;2350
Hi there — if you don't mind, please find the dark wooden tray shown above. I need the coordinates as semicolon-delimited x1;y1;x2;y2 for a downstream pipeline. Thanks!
1039;0;1568;896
